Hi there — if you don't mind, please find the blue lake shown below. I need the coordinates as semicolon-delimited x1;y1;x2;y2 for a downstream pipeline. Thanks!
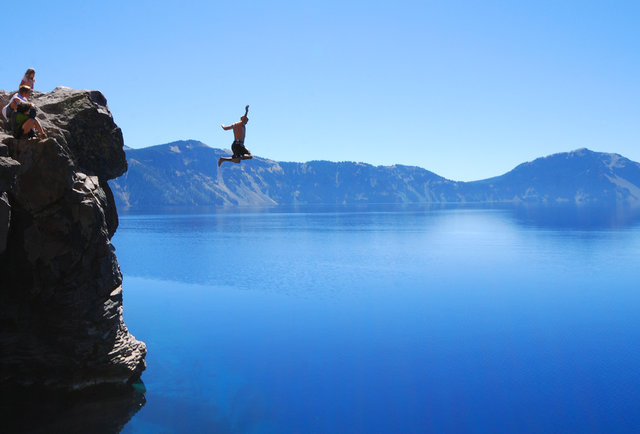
114;205;640;433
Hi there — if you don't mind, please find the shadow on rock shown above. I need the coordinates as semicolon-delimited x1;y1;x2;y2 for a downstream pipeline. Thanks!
0;380;146;434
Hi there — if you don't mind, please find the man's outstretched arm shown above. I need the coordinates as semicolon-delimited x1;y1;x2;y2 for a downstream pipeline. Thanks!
221;124;233;130
244;105;249;116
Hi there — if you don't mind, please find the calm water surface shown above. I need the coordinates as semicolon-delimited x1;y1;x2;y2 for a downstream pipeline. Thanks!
114;205;640;433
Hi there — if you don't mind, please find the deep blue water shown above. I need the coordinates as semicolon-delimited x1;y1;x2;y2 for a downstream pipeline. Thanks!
114;205;640;433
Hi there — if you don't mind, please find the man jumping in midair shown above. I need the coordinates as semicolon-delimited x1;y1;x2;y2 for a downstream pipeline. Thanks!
218;105;253;167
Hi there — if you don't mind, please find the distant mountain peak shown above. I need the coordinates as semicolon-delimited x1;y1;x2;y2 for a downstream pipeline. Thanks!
140;140;210;152
167;139;209;149
569;147;591;155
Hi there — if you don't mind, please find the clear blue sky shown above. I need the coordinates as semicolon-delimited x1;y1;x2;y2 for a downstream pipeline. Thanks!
2;0;638;181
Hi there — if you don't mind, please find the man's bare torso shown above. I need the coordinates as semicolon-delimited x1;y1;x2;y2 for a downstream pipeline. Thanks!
232;122;246;141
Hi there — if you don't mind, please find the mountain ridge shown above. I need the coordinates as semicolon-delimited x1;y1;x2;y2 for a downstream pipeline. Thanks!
109;141;640;210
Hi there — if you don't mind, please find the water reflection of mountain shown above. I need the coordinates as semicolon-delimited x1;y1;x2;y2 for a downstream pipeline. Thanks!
1;382;145;433
508;204;640;230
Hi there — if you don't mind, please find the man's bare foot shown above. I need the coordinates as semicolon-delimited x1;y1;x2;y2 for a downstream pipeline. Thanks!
218;157;224;167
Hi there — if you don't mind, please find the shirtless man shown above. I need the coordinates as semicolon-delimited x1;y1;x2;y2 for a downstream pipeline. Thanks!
218;105;253;167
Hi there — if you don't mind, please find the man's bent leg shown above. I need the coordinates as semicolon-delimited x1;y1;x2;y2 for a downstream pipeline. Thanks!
218;156;242;167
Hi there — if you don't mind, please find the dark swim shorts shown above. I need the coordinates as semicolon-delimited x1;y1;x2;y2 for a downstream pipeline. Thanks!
231;140;250;158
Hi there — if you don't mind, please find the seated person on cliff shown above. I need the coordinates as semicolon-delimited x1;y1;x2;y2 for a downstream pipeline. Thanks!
2;85;32;123
218;105;252;167
20;68;36;89
12;102;46;139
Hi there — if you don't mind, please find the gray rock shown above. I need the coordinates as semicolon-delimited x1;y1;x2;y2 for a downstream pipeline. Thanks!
0;193;9;254
0;148;20;192
36;87;128;180
0;88;145;390
0;141;20;259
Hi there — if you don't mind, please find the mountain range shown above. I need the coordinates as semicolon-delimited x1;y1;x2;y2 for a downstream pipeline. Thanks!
108;140;640;211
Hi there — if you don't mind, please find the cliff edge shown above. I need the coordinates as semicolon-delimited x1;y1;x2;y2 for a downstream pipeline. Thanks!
0;87;146;389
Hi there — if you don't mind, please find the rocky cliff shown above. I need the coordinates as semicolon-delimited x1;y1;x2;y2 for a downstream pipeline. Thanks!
0;87;146;390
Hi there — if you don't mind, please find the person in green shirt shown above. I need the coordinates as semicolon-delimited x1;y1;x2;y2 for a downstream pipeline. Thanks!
12;102;46;139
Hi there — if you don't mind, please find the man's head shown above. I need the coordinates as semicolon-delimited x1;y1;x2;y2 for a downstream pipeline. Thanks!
18;85;32;97
241;115;249;124
16;102;32;114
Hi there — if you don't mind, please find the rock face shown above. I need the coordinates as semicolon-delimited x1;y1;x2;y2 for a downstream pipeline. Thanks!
0;87;146;389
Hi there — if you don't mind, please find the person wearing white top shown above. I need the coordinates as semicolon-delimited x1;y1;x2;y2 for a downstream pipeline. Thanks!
2;85;31;121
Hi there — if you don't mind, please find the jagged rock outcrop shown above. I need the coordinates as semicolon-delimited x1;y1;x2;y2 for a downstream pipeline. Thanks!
0;87;146;389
